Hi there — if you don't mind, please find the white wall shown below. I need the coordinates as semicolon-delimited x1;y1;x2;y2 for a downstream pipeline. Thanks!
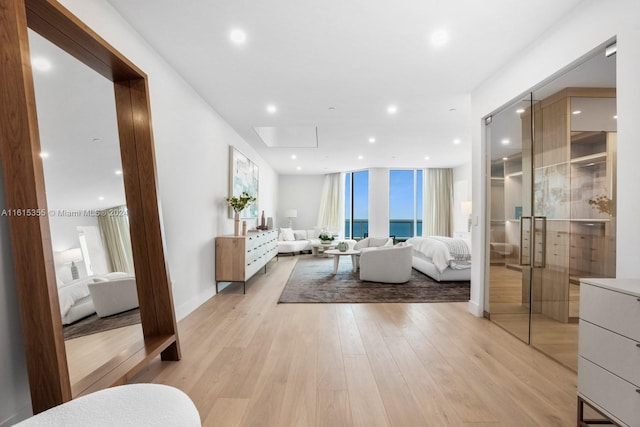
49;215;99;281
469;0;640;316
368;168;390;238
0;168;33;426
277;175;325;229
0;1;279;423
452;163;472;234
59;0;279;320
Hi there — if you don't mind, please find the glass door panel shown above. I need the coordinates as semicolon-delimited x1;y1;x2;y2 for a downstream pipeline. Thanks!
486;95;533;344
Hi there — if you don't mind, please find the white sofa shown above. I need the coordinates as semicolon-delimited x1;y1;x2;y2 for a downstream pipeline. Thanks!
359;243;413;283
277;228;342;255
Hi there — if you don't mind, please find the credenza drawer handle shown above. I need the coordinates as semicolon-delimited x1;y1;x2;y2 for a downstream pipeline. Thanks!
637;389;640;394
637;343;640;348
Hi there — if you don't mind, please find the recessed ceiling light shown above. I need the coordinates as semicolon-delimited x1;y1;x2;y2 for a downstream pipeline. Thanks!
430;29;449;46
296;166;301;171
613;115;618;119
229;28;247;44
449;108;457;112
387;105;398;115
453;138;461;145
358;155;364;160
291;154;297;160
501;139;510;145
502;157;508;161
572;110;581;115
424;156;430;160
266;104;277;114
92;138;102;143
31;57;52;72
516;109;525;114
369;137;376;143
98;196;105;201
328;106;336;111
115;170;122;175
39;152;49;158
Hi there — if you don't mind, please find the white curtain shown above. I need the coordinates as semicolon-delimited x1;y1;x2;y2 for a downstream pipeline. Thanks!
423;168;453;236
98;205;135;274
317;173;345;233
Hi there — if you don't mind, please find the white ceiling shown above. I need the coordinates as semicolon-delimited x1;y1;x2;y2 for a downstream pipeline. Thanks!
106;0;586;174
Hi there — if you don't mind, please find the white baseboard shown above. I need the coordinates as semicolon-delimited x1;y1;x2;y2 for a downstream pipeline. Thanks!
467;299;483;317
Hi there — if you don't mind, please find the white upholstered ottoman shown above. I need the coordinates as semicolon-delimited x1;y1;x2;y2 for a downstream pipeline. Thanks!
16;384;201;426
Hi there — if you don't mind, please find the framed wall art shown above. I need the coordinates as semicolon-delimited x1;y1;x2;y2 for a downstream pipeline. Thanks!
229;146;259;218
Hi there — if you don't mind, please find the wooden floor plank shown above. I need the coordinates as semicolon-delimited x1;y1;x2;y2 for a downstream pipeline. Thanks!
94;254;579;427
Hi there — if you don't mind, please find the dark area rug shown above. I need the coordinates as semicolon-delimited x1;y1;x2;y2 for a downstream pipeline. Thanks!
63;308;141;340
278;256;470;303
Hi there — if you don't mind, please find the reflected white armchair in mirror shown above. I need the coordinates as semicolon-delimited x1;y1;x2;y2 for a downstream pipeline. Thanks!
88;277;139;318
353;237;393;268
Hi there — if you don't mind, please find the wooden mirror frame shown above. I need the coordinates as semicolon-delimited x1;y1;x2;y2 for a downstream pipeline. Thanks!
0;0;180;414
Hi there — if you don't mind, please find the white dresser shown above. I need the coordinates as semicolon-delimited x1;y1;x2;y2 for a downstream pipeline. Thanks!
215;230;278;293
578;278;640;427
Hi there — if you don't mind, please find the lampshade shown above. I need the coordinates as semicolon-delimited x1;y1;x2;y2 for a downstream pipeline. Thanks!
285;209;298;218
461;201;472;216
58;248;83;264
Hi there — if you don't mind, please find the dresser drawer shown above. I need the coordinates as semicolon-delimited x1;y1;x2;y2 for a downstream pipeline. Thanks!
580;282;640;342
579;320;640;387
578;357;640;427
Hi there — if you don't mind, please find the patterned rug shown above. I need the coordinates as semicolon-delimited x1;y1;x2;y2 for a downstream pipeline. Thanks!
278;256;470;303
63;308;141;340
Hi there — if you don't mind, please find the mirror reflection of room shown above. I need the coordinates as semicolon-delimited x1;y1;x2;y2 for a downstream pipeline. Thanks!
29;29;142;383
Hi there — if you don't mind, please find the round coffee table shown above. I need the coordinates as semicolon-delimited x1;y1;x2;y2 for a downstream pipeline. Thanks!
324;249;360;273
311;242;337;256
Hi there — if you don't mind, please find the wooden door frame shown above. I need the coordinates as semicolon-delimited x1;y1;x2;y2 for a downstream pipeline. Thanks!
0;0;180;413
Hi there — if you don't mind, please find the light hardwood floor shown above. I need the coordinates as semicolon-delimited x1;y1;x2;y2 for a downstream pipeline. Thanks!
116;256;578;426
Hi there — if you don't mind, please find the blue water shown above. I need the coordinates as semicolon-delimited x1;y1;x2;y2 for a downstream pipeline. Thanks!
345;220;422;239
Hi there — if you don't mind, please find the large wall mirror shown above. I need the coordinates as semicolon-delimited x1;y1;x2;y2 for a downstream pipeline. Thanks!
0;0;180;414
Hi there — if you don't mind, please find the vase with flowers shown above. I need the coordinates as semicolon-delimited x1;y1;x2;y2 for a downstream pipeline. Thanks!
318;230;334;243
226;191;257;235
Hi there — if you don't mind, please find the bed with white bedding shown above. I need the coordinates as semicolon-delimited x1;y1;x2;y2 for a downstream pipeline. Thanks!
406;236;471;282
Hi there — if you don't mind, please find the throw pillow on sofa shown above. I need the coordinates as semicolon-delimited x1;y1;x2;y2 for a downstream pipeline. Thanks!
293;230;308;240
280;228;295;241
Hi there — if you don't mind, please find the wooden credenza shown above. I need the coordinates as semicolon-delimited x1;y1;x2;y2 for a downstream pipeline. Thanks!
578;278;640;427
215;230;277;294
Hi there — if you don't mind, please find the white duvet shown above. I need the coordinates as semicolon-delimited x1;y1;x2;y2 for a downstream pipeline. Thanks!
58;278;94;317
406;236;472;273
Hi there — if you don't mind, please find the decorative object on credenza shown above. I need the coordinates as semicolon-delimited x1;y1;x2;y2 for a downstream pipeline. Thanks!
285;209;297;228
59;248;83;280
242;221;247;235
267;217;273;230
318;230;334;243
229;146;259;219
256;210;268;230
337;241;349;252
226;191;256;236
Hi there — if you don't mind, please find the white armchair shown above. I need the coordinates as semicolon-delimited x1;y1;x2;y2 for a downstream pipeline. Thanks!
359;244;413;283
353;237;393;268
88;277;139;317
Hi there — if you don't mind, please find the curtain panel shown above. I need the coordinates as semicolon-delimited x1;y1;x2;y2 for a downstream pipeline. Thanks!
98;205;135;274
317;173;345;233
423;168;453;236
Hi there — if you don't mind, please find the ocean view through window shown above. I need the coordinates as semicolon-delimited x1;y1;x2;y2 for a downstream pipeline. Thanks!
389;169;422;238
344;170;368;238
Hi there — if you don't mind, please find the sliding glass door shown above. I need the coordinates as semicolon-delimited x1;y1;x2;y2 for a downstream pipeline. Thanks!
486;48;616;370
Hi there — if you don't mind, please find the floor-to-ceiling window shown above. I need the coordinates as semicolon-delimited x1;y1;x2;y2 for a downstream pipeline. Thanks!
389;169;423;239
344;170;369;238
